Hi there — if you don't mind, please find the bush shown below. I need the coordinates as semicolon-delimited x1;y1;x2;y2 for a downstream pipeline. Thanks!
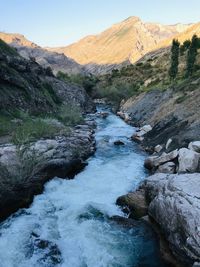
12;119;60;146
57;104;83;126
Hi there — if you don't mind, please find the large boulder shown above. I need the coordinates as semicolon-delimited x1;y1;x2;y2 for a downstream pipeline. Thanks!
178;148;200;173
144;173;200;266
116;189;148;219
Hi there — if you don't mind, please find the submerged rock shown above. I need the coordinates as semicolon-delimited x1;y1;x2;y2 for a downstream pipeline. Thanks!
114;140;125;146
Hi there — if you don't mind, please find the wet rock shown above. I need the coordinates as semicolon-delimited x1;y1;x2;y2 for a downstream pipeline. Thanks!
144;173;200;265
117;111;131;122
178;148;200;173
188;141;200;153
34;237;62;265
97;112;109;119
114;140;125;146
110;215;138;228
116;189;148;219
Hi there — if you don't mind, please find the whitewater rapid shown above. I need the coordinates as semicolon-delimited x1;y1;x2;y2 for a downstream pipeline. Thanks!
0;107;168;267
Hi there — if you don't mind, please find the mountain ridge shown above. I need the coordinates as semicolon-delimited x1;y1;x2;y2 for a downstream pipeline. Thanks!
47;16;193;66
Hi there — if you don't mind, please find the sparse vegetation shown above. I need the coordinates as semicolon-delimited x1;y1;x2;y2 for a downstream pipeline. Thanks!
57;72;98;95
57;104;83;126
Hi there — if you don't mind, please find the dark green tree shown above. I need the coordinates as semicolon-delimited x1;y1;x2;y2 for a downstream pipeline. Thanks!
180;40;191;55
169;39;180;80
185;35;199;77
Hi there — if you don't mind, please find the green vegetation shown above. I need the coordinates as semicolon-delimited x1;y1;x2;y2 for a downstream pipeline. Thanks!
57;104;83;126
0;103;83;146
185;35;200;77
169;39;180;80
57;72;98;95
95;35;200;107
12;119;61;146
180;40;191;55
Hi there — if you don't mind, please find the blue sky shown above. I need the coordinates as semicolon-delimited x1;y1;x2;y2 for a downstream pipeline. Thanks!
0;0;200;47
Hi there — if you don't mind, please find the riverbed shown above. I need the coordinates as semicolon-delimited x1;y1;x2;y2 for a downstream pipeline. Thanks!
0;107;169;267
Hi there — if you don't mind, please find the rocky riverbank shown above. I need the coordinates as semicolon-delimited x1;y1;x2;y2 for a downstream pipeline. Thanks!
116;104;200;266
0;119;96;221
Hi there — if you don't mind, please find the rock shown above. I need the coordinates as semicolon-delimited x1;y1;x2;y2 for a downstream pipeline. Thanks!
141;125;152;133
144;156;158;170
114;140;125;146
189;141;200;153
117;111;130;122
144;173;200;265
0;122;96;221
178;148;200;173
98;112;109;119
110;215;138;228
156;161;176;174
166;138;173;150
144;149;178;170
154;144;163;153
131;134;144;143
116;189;148;219
193;262;200;267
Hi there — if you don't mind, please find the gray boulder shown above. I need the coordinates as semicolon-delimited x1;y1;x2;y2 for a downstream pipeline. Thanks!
144;173;200;265
178;148;200;173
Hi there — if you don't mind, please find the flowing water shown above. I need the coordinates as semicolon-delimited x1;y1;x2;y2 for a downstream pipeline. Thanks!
0;107;169;267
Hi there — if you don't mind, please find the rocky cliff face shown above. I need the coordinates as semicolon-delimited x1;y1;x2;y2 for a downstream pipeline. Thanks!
0;32;85;75
121;83;200;151
0;39;94;114
48;17;191;68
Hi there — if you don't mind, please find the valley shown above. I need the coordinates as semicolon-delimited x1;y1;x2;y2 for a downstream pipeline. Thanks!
0;11;200;267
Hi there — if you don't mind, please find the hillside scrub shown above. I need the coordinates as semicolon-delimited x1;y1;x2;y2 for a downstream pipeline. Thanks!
0;104;83;146
95;35;200;106
57;71;98;95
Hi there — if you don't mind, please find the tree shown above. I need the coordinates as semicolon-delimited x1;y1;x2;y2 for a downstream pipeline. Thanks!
180;40;191;55
169;39;180;80
185;35;199;77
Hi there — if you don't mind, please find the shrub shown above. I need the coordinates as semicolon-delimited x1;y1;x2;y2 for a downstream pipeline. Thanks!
57;104;83;126
12;119;60;146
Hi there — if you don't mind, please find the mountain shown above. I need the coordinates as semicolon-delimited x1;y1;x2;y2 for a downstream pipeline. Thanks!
0;32;85;75
48;17;192;67
157;22;200;48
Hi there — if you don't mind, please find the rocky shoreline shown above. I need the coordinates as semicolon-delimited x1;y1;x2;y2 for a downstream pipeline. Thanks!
0;119;96;221
116;110;200;267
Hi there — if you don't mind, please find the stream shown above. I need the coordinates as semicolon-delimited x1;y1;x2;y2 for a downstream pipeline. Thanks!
0;107;169;267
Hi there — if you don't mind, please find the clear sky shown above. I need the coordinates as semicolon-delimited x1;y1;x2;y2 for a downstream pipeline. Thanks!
0;0;200;47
